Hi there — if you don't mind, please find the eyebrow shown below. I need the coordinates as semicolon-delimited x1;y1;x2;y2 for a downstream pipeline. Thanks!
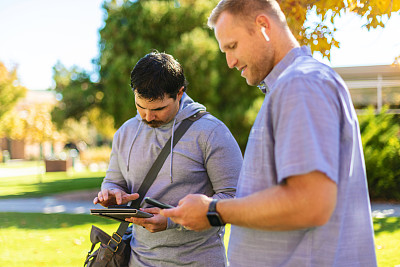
136;102;167;111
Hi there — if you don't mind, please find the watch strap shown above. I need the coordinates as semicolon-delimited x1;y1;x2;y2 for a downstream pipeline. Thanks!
207;199;225;226
208;199;218;212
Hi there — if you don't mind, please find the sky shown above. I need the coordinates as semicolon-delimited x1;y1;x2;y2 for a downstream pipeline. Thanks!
0;0;399;91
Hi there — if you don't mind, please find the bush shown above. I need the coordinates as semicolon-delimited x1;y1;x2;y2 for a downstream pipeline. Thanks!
80;146;112;167
358;106;400;201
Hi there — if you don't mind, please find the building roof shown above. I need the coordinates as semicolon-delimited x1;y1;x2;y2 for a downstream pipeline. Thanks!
334;65;400;89
334;64;400;81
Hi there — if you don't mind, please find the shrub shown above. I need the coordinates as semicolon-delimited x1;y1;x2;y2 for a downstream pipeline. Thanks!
80;146;112;167
358;106;400;201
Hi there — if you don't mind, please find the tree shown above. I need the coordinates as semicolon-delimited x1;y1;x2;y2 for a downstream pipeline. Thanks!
51;62;101;128
0;62;26;124
97;0;261;148
51;62;116;142
279;0;400;59
54;0;399;150
359;106;400;200
0;98;65;161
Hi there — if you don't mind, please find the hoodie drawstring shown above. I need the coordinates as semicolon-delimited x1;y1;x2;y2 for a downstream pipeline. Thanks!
127;121;143;172
169;117;177;183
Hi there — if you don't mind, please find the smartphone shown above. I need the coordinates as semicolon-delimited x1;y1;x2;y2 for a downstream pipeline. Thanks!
144;197;175;209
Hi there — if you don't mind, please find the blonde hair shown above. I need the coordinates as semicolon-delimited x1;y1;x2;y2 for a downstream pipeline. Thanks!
207;0;286;29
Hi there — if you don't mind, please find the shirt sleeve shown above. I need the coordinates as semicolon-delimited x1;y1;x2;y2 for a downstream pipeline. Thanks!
204;122;243;199
272;75;341;184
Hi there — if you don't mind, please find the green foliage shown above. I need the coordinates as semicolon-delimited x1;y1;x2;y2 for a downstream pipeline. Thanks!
359;106;400;200
51;62;116;144
52;0;399;150
0;62;26;126
80;146;112;167
96;0;260;149
51;62;102;129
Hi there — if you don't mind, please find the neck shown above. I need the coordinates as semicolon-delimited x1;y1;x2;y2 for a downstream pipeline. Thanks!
273;29;300;66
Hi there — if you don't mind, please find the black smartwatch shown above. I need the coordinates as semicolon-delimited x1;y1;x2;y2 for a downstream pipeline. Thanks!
207;199;225;226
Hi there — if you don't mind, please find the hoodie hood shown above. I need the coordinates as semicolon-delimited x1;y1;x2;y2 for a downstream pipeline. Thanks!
127;93;206;182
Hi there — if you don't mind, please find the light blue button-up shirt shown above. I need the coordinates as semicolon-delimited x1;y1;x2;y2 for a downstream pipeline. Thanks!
228;46;377;266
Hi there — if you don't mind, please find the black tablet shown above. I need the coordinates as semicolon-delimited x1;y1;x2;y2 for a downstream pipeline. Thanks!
90;208;154;222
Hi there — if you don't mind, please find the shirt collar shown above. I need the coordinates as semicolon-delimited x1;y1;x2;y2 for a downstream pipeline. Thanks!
257;46;312;94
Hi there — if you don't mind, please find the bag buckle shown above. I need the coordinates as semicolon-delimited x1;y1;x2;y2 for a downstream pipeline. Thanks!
106;232;122;253
111;232;122;243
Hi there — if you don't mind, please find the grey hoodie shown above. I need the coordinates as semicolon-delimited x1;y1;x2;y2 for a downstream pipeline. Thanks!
102;93;243;266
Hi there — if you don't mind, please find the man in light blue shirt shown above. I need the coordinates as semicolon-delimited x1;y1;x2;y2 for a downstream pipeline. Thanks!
162;0;377;266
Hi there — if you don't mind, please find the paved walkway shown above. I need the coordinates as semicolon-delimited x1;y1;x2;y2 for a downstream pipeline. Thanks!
0;189;99;214
3;163;396;217
0;192;399;217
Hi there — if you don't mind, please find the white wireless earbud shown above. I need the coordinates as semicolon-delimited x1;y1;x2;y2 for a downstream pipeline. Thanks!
261;27;270;42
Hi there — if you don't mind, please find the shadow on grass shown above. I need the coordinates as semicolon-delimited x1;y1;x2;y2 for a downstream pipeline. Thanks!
0;177;104;199
0;212;118;229
373;217;400;236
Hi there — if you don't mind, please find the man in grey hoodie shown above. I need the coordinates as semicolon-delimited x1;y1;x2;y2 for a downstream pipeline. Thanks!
93;51;243;266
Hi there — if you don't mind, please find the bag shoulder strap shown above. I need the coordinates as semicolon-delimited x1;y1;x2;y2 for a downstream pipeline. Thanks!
110;111;208;242
130;110;208;209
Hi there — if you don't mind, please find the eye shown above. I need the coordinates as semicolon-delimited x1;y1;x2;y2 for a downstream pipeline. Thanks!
229;43;237;49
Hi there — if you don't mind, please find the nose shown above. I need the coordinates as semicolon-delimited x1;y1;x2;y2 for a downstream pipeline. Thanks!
226;52;237;69
144;110;156;122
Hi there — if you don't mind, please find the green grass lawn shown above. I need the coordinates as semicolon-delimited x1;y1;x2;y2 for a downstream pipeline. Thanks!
0;213;398;266
0;170;105;199
0;212;117;267
0;160;43;169
373;217;400;266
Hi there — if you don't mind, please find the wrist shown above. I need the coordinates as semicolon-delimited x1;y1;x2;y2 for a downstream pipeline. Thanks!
207;199;225;226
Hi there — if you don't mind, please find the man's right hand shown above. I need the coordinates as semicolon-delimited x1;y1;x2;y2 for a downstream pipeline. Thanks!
93;189;139;207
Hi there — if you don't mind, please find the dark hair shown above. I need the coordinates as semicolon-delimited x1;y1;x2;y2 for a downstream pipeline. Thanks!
130;51;188;100
207;0;285;29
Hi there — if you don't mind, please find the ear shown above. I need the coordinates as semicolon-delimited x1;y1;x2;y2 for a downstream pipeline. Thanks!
255;14;271;30
177;86;184;101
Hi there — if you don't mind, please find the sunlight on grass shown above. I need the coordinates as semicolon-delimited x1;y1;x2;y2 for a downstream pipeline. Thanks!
0;213;118;267
373;217;400;267
1;214;397;267
0;170;105;198
0;160;44;169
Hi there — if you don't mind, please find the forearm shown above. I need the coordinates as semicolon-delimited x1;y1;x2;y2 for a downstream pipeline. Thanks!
217;187;310;230
217;171;337;231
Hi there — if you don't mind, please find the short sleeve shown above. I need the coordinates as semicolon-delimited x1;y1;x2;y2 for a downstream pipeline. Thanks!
271;76;340;184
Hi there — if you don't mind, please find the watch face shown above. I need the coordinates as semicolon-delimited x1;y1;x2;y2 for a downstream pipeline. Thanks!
207;212;224;226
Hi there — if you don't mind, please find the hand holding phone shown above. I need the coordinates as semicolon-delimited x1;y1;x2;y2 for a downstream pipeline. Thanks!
144;197;174;209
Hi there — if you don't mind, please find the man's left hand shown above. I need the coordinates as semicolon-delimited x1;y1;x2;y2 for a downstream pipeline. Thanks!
125;207;167;233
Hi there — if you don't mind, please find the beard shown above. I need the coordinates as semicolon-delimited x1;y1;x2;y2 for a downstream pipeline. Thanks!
246;45;275;86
